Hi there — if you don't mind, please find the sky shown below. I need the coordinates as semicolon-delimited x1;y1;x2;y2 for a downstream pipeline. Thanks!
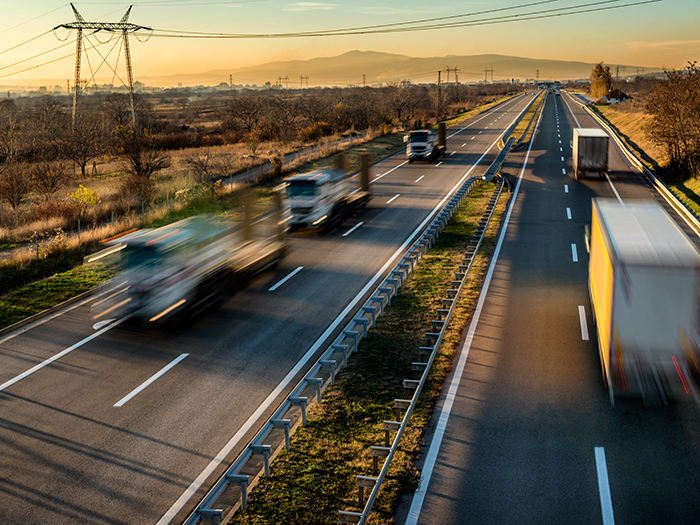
0;0;698;87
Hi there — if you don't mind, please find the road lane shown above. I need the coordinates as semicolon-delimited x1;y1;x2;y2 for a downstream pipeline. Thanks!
402;92;700;525
0;93;536;524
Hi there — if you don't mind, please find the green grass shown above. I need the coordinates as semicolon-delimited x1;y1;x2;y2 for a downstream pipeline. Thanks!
0;262;114;328
230;181;508;525
511;91;544;147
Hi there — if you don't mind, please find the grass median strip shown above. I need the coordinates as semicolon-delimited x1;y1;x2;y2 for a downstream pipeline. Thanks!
230;180;508;525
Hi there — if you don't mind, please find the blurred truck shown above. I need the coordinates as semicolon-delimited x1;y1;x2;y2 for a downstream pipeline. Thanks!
92;195;286;324
404;123;446;163
573;128;609;180
284;154;371;231
588;198;700;405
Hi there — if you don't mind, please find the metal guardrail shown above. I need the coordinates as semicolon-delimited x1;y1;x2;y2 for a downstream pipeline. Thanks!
338;176;506;525
184;177;500;525
564;91;700;236
185;96;533;524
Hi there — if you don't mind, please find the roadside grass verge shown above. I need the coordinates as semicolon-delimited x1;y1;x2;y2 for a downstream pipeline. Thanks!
439;94;520;129
0;261;113;329
511;91;544;148
230;180;508;525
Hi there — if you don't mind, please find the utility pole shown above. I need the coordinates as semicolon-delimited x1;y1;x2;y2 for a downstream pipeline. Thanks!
437;71;442;120
229;74;233;89
536;70;539;85
362;74;366;88
55;4;150;128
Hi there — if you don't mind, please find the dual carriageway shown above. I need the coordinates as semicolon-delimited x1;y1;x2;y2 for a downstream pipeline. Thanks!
0;90;698;524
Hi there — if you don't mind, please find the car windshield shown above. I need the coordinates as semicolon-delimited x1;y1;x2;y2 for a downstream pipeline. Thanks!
122;245;160;269
287;180;316;198
409;132;429;143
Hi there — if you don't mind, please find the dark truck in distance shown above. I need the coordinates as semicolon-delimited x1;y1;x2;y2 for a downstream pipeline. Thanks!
573;128;609;180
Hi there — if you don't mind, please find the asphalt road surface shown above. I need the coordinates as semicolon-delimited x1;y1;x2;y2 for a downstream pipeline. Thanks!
399;91;700;525
0;92;537;525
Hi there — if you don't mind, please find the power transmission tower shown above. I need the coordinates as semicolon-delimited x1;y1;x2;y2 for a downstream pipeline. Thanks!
446;66;452;84
300;75;309;88
362;74;366;88
484;67;494;83
229;74;233;89
55;4;150;128
454;66;461;84
283;76;289;89
536;70;539;84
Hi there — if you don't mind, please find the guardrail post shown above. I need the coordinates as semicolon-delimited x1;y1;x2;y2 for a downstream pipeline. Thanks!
353;317;370;338
382;420;401;447
306;377;323;402
419;347;433;361
402;379;420;397
320;360;337;385
343;330;359;351
333;344;349;367
362;306;378;325
356;476;377;507
198;509;224;525
250;444;272;477
393;399;411;421
290;397;308;426
271;419;292;451
370;295;385;315
370;446;391;475
226;474;250;510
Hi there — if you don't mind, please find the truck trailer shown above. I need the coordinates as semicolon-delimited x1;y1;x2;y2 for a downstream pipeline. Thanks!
588;198;700;405
92;203;286;325
573;128;609;180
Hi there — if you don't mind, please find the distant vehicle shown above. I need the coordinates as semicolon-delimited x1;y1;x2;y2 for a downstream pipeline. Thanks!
573;128;609;180
284;167;370;231
404;126;446;163
93;208;286;324
588;198;700;405
555;87;561;96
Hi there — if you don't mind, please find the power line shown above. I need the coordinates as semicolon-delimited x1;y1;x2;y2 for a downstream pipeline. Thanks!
145;0;660;39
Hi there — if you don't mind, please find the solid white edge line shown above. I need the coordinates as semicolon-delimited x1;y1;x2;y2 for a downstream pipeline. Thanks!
604;173;624;205
595;447;616;525
387;194;400;204
405;94;546;525
567;207;572;219
0;317;129;392
157;99;530;525
114;353;189;407
562;91;582;128
342;222;364;237
370;160;408;184
415;175;425;183
268;266;303;291
572;243;579;262
578;305;590;341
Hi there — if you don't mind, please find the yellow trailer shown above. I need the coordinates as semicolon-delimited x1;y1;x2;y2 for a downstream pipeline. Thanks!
589;198;700;405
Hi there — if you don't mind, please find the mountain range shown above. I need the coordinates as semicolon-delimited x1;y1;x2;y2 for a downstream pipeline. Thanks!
137;50;663;88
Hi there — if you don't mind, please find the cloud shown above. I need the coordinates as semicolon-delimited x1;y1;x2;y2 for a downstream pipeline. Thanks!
284;2;337;11
625;39;700;50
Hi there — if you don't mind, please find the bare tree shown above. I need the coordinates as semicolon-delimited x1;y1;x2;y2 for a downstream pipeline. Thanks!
645;62;700;179
31;161;71;201
590;62;613;100
223;92;266;133
182;149;218;183
63;111;106;177
114;125;170;201
0;161;30;209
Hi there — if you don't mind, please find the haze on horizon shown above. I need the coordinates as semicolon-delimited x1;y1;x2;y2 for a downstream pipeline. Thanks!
0;0;697;87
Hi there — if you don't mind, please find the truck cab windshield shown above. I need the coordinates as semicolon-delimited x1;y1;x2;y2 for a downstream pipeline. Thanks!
287;180;317;198
122;245;161;269
409;132;429;143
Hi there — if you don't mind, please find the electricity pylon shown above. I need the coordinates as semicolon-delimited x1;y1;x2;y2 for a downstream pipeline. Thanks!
55;4;151;127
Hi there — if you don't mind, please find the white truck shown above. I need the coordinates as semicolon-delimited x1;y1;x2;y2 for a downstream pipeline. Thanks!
92;204;286;324
284;164;370;231
588;198;700;405
573;128;609;180
404;125;446;163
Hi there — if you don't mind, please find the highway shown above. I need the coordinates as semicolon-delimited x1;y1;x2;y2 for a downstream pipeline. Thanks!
399;91;700;525
0;92;536;524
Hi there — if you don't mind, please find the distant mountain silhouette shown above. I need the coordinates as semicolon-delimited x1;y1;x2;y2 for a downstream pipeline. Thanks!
137;50;662;87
